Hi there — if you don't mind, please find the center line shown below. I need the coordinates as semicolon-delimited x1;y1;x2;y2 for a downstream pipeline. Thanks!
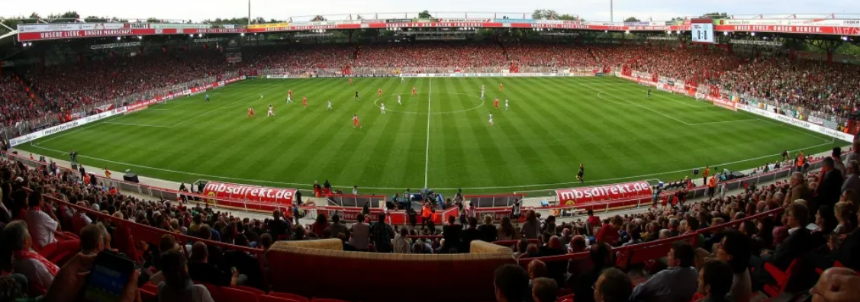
424;78;432;189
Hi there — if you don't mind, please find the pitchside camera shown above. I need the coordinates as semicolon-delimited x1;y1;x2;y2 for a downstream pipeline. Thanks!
692;169;699;175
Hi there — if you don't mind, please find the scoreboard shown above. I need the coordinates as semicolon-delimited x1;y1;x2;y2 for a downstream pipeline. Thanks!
691;21;715;44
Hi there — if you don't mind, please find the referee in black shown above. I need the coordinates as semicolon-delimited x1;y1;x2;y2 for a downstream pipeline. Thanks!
577;164;585;183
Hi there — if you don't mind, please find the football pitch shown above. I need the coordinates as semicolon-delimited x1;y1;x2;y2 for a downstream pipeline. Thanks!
17;76;844;195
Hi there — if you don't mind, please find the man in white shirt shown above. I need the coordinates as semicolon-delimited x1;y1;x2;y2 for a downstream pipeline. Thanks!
24;192;59;249
3;220;57;292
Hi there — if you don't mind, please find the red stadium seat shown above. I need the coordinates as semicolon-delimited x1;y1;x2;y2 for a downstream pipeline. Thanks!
270;292;310;302
260;295;301;302
763;259;800;297
311;298;350;302
235;285;266;295
140;287;158;302
198;282;223;302
557;293;574;302
221;287;260;302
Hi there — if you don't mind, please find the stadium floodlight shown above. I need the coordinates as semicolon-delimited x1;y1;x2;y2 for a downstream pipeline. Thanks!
723;31;729;36
843;36;849;41
751;32;756;36
138;36;143;39
625;30;630;34
189;34;194;37
117;36;122;41
667;30;671;35
240;33;245;37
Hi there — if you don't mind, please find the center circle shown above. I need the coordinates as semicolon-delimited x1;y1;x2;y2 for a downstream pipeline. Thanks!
372;92;486;115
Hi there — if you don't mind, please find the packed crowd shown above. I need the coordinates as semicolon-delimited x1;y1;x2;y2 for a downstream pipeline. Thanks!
354;42;508;69
0;140;859;302
25;51;236;110
719;57;860;121
0;75;49;128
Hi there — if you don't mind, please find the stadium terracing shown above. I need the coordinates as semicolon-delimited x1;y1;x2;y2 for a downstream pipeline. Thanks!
0;11;859;302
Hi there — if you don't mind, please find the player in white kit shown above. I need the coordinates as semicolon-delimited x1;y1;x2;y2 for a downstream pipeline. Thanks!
287;95;292;103
488;113;494;126
481;85;485;100
380;102;386;114
397;94;402;105
327;100;333;110
505;99;509;110
267;105;275;117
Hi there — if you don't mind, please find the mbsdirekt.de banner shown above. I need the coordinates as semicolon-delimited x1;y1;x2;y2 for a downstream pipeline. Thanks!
203;180;297;206
555;181;653;205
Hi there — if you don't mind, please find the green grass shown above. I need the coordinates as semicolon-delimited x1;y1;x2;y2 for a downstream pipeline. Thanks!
17;76;844;196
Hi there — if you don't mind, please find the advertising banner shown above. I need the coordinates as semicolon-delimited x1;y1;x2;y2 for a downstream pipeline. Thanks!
203;181;297;206
555;181;653;205
710;96;738;111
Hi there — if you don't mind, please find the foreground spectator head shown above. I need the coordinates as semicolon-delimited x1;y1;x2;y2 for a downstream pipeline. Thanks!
718;229;750;274
0;275;25;301
517;239;529;254
161;250;190;290
697;260;733;299
260;233;273;250
2;221;31;253
594;267;632;302
494;264;530;302
668;241;694;268
159;234;178;253
786;202;810;228
532;277;558;302
810;267;860;302
80;224;104;255
570;235;587;253
527;259;547;279
190;242;208;263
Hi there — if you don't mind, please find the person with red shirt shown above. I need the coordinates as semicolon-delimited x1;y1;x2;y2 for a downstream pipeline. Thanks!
596;215;623;246
352;115;361;128
494;98;499;110
377;88;383;97
302;96;308;108
412;87;417;97
499;82;504;92
247;106;255;118
585;209;601;235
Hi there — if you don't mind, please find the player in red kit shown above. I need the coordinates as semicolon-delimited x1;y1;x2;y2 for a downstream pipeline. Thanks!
494;98;499;110
302;96;308;108
411;87;417;97
348;78;353;85
288;90;292;98
353;115;362;128
247;106;256;118
499;83;504;92
378;88;383;97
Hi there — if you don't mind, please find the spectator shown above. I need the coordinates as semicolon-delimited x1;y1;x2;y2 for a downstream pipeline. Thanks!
79;224;105;256
328;214;349;239
462;217;481;252
157;250;214;302
393;227;411;253
756;202;812;271
596;216;622;245
834;202;856;235
788;172;814;206
498;216;520;241
574;242;613;302
832;147;847;177
268;210;289;240
527;259;548;302
187;242;242;287
348;213;370;251
311;213;329;238
370;214;394;253
494;264;530;302
442;215;462;253
149;234;180;286
629;241;698;302
478;215;498;243
585;209;601;236
817;157;844;210
1;220;57;292
566;235;592;287
716;230;752;302
521;211;540;239
696;260;734;302
809;267;860;302
531;277;558;302
24;190;76;251
593;268;633;302
842;161;860;195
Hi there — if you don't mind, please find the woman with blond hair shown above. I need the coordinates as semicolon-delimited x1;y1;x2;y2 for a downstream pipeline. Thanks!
834;202;857;235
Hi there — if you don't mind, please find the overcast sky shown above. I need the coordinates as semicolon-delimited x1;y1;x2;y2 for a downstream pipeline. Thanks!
2;0;857;23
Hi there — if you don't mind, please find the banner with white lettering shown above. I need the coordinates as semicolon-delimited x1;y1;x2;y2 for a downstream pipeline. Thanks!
555;181;653;205
203;181;296;206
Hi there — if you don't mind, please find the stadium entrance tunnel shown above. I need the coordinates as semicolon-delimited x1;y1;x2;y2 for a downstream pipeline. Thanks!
372;92;485;115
